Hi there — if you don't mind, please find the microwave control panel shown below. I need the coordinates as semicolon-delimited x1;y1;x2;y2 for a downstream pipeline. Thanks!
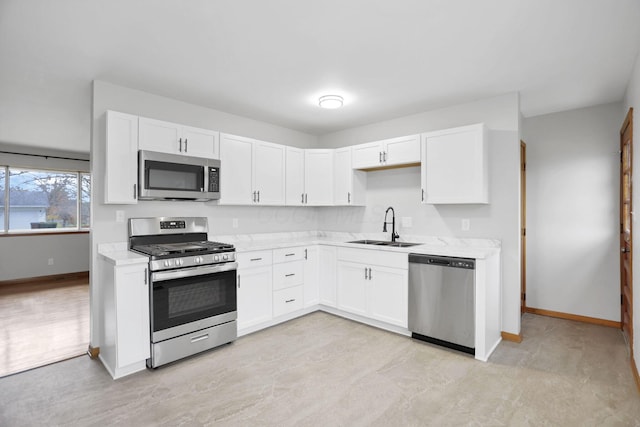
208;167;219;192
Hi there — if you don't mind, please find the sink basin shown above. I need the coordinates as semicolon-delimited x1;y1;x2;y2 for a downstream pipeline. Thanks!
347;240;389;245
347;240;421;247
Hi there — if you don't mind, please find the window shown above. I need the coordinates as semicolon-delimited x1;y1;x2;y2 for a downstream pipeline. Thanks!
0;166;90;233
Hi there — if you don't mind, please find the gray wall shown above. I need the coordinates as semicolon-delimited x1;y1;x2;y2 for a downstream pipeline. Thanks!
623;49;640;371
318;93;522;336
522;102;622;321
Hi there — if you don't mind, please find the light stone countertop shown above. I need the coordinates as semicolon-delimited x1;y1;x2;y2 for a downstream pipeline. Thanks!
98;242;148;266
211;231;500;260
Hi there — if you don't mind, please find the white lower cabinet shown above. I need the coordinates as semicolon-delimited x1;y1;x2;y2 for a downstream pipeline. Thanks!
99;259;150;379
336;248;408;328
318;245;337;307
272;247;306;317
237;251;273;330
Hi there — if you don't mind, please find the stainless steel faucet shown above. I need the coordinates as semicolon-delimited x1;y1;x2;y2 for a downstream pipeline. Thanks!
383;206;399;242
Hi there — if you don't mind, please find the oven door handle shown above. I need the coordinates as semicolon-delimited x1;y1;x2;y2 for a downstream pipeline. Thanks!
151;262;238;282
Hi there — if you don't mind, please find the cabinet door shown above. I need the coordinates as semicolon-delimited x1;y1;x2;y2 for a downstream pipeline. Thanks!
138;117;182;154
368;266;408;327
352;141;383;169
333;147;366;206
115;264;150;367
304;150;334;205
237;265;273;330
319;245;337;307
384;135;420;166
105;111;138;204
253;141;285;205
285;147;305;206
219;134;254;204
421;123;488;204
336;261;368;316
303;246;319;307
181;125;219;159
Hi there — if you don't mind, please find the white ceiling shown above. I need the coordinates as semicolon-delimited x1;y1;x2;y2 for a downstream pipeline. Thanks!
1;0;640;152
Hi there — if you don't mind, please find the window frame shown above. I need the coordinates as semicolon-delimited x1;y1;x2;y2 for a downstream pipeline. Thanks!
0;165;91;235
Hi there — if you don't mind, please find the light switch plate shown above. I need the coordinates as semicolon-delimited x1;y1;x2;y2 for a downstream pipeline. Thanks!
115;210;125;223
462;218;470;231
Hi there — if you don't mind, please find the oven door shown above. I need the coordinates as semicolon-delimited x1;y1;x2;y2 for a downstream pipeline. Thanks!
150;262;237;342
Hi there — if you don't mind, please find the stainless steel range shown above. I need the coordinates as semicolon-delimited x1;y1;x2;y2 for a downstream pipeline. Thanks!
129;217;237;368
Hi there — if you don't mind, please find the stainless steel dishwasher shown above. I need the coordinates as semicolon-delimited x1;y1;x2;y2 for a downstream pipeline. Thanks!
408;254;475;355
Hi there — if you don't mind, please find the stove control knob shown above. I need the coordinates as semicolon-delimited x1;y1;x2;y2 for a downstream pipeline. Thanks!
223;254;229;261
214;255;220;262
164;260;171;267
179;259;184;266
194;256;201;264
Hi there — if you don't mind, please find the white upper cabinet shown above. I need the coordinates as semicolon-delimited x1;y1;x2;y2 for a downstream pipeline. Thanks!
421;123;489;204
105;111;138;204
285;147;305;206
138;117;219;159
253;141;286;205
304;150;334;205
218;133;285;205
333;147;366;206
352;134;420;170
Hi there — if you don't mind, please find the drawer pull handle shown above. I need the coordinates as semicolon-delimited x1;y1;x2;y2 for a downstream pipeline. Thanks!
285;299;296;303
191;334;209;343
250;258;262;261
285;273;295;277
285;253;295;257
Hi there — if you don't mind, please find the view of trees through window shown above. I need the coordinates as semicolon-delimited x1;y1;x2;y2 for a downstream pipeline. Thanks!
0;166;90;232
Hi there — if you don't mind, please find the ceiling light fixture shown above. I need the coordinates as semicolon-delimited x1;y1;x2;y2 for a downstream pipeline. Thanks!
318;94;344;109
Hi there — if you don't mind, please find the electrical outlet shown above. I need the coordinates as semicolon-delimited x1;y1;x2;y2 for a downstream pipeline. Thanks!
462;219;470;231
232;218;239;229
48;258;54;266
401;217;413;228
115;210;125;223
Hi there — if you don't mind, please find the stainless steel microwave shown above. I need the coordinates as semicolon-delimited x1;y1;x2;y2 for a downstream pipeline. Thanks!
138;150;220;201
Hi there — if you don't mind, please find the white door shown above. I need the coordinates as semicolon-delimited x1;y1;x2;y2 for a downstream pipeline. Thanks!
368;266;408;327
219;134;253;204
351;142;383;169
181;125;219;159
304;150;334;205
253;141;285;205
336;261;368;316
237;266;273;330
115;264;150;366
285;147;305;205
105;111;138;204
138;117;182;154
303;246;319;307
384;135;420;166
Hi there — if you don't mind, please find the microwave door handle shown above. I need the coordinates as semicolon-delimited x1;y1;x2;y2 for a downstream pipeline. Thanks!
151;262;238;282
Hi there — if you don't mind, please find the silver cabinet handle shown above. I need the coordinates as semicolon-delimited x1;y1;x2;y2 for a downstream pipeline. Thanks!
348;192;351;204
301;193;305;203
237;274;240;288
365;267;368;280
179;138;182;152
184;138;188;152
285;253;295;257
144;268;147;285
421;189;424;201
305;193;308;204
383;151;387;162
379;152;382;163
257;190;260;202
285;299;296;303
133;184;137;200
369;268;372;280
250;257;262;261
285;273;295;277
304;249;308;260
252;191;256;202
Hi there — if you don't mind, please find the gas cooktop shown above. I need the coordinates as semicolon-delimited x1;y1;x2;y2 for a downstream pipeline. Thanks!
132;241;234;257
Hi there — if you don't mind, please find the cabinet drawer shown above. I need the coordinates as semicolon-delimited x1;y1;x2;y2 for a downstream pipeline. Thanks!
237;250;273;268
273;260;304;290
273;247;306;263
273;285;304;317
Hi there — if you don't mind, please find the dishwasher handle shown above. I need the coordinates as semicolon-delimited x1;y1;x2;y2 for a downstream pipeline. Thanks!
409;253;475;269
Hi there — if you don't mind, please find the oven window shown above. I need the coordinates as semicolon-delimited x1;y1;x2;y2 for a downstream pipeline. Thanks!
145;160;203;191
152;269;236;332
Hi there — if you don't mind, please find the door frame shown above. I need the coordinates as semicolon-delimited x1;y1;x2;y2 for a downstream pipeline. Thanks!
620;107;633;356
521;140;527;314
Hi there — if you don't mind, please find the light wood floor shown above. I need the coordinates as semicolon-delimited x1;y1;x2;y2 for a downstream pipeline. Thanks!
0;276;89;378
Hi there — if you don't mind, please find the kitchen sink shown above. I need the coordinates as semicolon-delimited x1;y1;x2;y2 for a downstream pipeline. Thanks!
347;240;421;247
